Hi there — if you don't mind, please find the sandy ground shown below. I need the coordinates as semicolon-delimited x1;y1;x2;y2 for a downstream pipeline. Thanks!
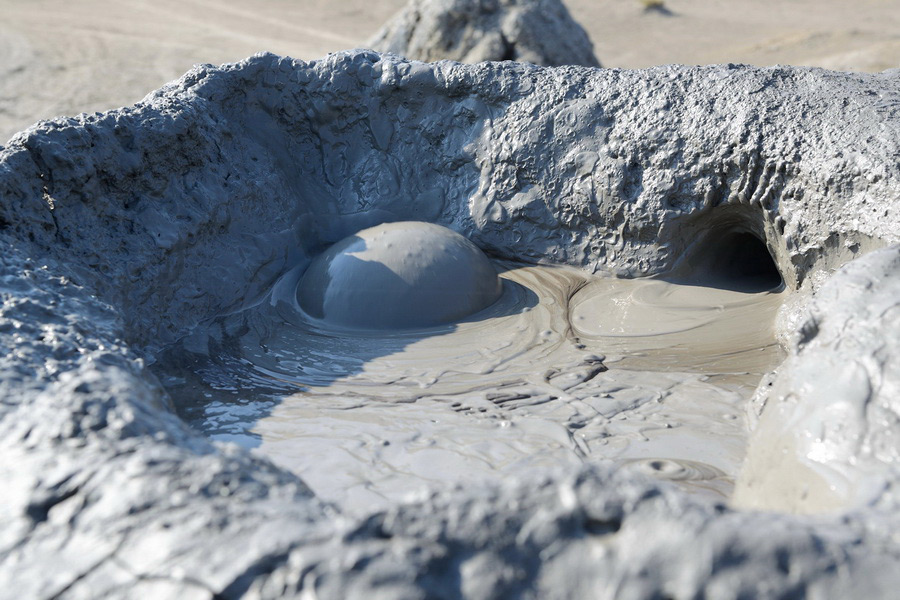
1;0;899;144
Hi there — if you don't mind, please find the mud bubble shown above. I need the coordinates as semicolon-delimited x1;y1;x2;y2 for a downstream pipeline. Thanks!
297;221;503;329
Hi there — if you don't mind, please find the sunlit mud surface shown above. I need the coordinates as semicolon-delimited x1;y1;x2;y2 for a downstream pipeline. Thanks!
155;260;785;515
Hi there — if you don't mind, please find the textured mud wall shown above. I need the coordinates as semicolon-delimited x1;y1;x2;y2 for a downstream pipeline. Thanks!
734;245;900;513
2;52;900;597
368;0;601;67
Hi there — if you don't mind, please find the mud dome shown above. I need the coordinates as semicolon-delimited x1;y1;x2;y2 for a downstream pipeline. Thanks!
297;221;503;328
368;0;601;67
2;52;900;597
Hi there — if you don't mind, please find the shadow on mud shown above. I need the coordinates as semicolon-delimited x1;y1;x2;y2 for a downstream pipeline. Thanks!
152;261;538;448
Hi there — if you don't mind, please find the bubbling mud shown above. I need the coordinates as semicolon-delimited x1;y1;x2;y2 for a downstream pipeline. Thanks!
156;225;786;514
297;222;503;329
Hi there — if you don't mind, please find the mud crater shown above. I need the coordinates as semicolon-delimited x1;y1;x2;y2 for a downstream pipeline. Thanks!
4;52;900;597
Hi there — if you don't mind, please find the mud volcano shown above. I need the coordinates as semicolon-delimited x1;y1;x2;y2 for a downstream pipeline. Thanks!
368;0;601;67
2;52;900;597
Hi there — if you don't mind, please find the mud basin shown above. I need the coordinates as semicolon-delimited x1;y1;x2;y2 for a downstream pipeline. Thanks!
155;222;785;514
7;53;900;597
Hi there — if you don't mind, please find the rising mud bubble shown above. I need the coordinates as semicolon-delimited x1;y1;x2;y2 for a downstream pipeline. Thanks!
297;221;503;329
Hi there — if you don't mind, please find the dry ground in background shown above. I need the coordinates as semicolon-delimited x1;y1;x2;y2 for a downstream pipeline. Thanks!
1;0;899;142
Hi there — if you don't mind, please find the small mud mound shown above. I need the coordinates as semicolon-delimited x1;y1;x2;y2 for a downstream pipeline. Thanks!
368;0;601;66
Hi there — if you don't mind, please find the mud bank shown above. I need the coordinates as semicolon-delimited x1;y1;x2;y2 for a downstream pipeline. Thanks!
2;52;900;597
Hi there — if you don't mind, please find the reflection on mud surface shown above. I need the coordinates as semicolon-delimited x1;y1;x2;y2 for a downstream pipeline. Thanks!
155;260;785;515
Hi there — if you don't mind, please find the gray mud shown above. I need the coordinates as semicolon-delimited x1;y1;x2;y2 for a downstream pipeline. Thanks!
296;221;504;329
368;0;601;67
156;255;783;513
2;52;900;597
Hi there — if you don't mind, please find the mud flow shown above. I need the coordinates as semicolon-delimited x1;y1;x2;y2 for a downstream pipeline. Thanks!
154;224;785;515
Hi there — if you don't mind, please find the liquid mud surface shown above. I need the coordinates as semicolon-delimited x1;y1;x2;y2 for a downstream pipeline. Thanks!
155;260;785;515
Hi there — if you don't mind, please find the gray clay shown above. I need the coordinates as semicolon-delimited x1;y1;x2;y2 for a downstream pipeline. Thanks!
297;221;503;329
367;0;601;67
1;51;900;598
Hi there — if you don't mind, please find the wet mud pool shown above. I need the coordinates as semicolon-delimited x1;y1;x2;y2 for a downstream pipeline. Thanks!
154;224;785;515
